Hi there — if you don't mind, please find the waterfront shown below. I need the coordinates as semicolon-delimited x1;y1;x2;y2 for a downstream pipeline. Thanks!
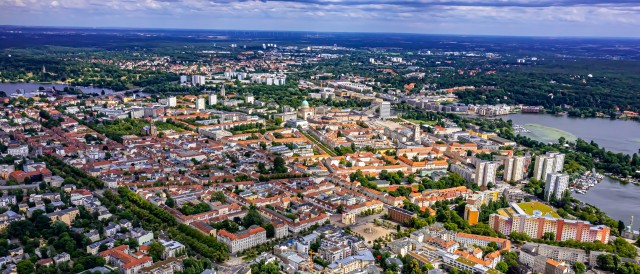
575;177;640;230
0;82;114;95
506;113;640;156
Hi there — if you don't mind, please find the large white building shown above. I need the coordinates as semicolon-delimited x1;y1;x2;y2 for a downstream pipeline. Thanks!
217;225;267;253
208;94;217;105
533;152;564;181
195;98;206;111
475;161;497;187
250;73;286;85
167;97;177;107
544;173;569;201
7;144;29;157
192;75;206;86
379;101;391;119
503;156;526;182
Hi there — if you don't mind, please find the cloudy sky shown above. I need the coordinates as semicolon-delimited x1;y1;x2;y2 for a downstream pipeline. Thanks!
1;0;639;37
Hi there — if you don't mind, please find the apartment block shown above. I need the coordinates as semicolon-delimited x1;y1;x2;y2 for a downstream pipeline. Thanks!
544;173;570;201
475;161;497;187
388;206;417;225
217;225;267;253
489;214;610;243
100;245;153;274
455;232;511;250
503;156;526;182
533;152;565;181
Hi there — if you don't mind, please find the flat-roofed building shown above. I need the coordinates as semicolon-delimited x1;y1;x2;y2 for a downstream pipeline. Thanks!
388;206;417;225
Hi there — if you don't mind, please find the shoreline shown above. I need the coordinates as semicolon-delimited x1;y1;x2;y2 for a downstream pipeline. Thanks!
471;111;640;123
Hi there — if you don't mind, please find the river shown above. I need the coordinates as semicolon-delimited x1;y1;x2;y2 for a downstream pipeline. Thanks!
504;113;640;156
574;177;640;230
0;82;114;96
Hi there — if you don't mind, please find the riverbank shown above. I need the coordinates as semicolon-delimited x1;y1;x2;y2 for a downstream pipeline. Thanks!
0;82;115;95
574;177;640;230
603;173;640;186
505;113;640;156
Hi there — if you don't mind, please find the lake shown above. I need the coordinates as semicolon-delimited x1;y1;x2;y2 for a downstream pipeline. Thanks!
0;82;114;95
575;177;640;230
502;113;640;230
504;113;640;156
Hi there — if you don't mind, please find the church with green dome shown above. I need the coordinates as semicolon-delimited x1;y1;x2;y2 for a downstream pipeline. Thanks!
298;99;313;119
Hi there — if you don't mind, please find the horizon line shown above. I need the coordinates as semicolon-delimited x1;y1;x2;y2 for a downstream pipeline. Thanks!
1;24;639;40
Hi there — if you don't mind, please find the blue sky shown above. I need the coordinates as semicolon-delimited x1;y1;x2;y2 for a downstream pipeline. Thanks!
1;0;639;37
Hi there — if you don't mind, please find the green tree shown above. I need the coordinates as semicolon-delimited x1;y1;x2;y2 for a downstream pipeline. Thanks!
148;242;166;262
262;223;275;238
574;262;586;274
596;254;620;272
17;260;34;274
273;156;288;173
243;209;264;227
165;197;175;208
250;260;280;274
496;261;509;273
211;191;226;203
408;259;422;274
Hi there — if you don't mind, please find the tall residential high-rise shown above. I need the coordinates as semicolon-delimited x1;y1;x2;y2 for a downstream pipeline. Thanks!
195;98;205;111
504;156;526;182
544;173;570;201
167;97;177;107
475;161;497;187
549;152;565;173
208;94;217;105
192;75;206;86
180;75;188;84
413;124;421;142
220;84;226;97
533;152;565;181
379;101;391;119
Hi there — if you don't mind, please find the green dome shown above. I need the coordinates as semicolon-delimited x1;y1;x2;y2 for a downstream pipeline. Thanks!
301;100;309;107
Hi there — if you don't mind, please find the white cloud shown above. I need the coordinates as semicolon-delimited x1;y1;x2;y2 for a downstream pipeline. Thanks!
0;0;639;36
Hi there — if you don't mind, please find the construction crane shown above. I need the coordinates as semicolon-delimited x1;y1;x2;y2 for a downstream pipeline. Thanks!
308;251;318;273
275;246;318;273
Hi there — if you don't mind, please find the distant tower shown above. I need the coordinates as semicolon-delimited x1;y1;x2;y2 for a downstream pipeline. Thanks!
413;124;421;143
220;84;226;97
149;119;158;137
42;65;46;74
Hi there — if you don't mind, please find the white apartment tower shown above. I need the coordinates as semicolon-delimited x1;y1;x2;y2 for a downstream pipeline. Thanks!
544;173;570;201
504;156;526;182
413;125;421;142
196;98;206;111
533;152;565;181
167;97;177;107
475;161;497;187
192;75;206;86
208;94;217;105
379;101;391;119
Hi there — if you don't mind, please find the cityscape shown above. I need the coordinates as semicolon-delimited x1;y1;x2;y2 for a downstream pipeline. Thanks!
0;7;640;274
